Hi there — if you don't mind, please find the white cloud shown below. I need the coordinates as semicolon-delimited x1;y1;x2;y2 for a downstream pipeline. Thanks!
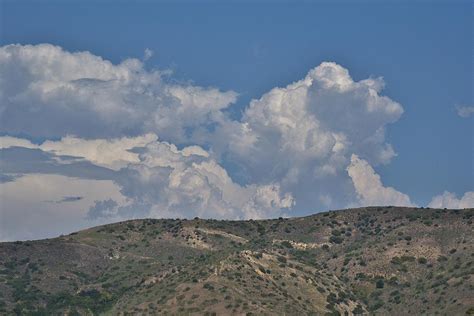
143;48;153;61
1;45;408;214
456;105;474;118
1;134;294;226
210;62;404;210
0;44;237;141
1;134;158;170
428;191;474;209
112;139;294;220
0;136;37;149
347;154;414;207
235;62;402;164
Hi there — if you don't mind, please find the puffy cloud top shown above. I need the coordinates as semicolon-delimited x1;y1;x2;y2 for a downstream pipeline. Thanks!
347;154;414;207
0;44;237;140
428;191;474;209
210;62;404;210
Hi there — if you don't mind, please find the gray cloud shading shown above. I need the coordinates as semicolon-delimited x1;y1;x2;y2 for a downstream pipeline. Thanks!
0;173;18;183
86;199;118;220
0;147;116;180
56;196;84;203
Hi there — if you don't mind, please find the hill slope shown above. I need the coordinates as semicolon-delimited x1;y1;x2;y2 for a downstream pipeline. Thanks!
0;207;473;315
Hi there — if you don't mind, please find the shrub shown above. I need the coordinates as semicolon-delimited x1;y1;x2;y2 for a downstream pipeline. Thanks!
376;279;385;289
329;236;343;244
418;257;427;264
406;213;420;222
352;304;364;314
203;283;214;291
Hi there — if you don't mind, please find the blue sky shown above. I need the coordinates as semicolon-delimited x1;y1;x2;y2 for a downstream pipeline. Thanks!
0;1;472;240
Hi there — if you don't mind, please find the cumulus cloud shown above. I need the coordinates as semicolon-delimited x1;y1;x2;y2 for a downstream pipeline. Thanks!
210;62;403;210
115;139;294;220
1;133;158;170
0;45;408;217
428;191;474;209
3;43;470;241
0;44;237;141
456;105;474;118
1;134;294;226
347;154;414;207
0;45;409;228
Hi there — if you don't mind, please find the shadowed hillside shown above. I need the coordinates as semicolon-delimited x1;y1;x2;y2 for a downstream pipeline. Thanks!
0;207;473;315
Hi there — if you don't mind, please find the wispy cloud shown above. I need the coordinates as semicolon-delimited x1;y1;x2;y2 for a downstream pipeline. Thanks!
456;105;474;118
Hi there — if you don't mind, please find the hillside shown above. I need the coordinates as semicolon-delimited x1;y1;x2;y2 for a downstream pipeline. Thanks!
0;207;473;315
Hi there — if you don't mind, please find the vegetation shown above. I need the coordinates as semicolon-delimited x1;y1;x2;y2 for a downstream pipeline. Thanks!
0;207;472;315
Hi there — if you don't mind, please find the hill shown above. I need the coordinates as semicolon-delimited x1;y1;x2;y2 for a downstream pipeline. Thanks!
0;207;473;315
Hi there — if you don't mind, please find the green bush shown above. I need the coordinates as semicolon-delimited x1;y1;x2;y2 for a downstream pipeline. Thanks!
352;304;364;314
418;257;427;264
329;236;343;244
376;279;385;288
203;283;214;291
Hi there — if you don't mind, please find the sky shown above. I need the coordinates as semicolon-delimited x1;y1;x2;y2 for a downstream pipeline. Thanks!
0;0;473;241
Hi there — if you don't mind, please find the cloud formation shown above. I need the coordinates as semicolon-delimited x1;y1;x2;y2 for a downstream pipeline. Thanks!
1;134;294;223
1;133;158;170
211;62;404;210
347;155;414;207
456;105;474;118
112;138;295;220
0;44;237;141
0;44;472;240
0;44;408;217
428;191;474;209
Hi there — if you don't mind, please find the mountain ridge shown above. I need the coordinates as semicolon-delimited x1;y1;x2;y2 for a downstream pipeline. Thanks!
1;206;473;315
